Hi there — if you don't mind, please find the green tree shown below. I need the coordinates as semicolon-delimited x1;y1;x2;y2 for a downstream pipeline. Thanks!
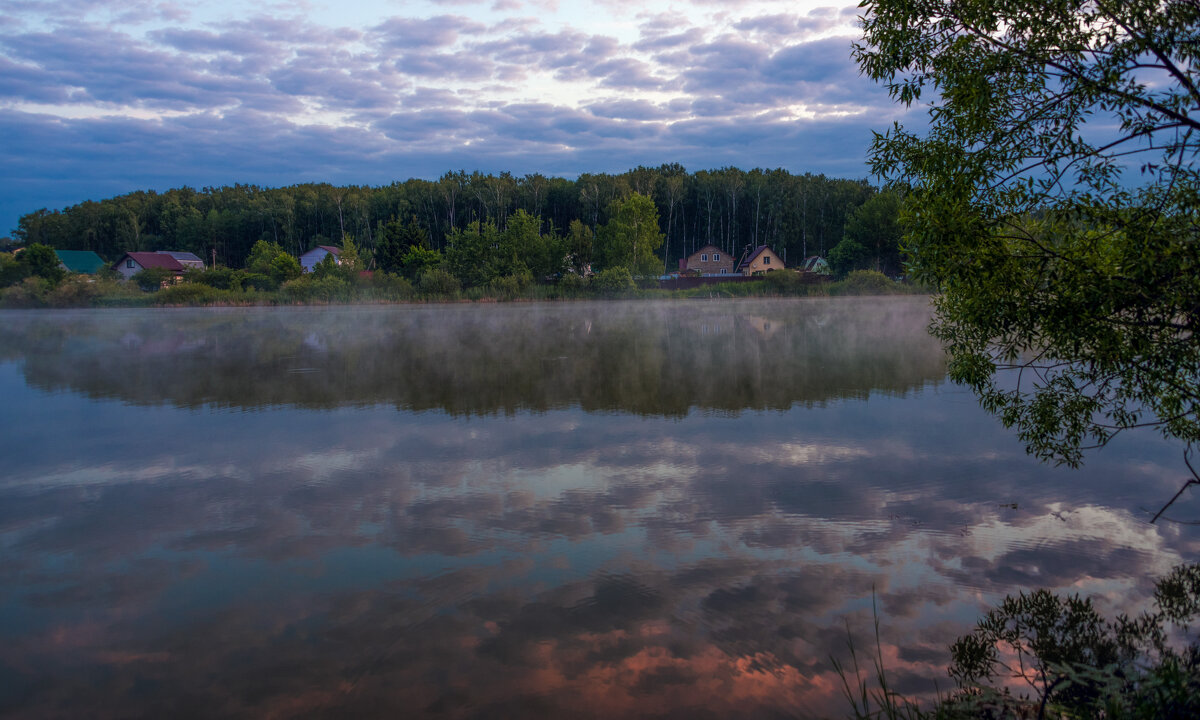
376;216;427;275
597;193;663;276
445;221;501;288
269;254;302;285
245;239;289;274
566;219;593;275
830;189;904;277
14;244;66;286
856;0;1200;508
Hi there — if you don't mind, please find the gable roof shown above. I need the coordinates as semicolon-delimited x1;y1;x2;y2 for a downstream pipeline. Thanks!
55;250;106;274
300;245;342;257
737;245;774;271
686;244;724;260
156;251;204;264
117;252;186;271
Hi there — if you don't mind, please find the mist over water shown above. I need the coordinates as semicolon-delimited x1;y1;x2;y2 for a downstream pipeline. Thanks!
0;299;1195;718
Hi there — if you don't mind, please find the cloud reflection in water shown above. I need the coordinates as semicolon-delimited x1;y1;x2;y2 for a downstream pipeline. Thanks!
0;299;1196;718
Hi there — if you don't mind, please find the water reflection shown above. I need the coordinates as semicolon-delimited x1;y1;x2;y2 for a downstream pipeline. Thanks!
0;298;946;413
0;300;1196;719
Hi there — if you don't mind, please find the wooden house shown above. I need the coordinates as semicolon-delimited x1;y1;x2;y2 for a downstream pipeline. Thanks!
737;245;784;275
680;244;735;276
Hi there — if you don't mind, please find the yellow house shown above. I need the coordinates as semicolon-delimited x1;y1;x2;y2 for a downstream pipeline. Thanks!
737;245;784;275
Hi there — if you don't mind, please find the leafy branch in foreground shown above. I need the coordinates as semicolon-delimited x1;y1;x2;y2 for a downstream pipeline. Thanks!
855;0;1200;517
837;564;1200;719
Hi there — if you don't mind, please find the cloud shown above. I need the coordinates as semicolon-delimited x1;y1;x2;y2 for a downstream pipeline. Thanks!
0;0;901;233
372;14;487;49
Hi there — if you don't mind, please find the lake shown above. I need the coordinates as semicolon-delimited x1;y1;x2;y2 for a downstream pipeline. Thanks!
1;298;1196;718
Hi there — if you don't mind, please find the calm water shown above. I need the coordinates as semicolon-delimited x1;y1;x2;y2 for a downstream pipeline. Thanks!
1;298;1196;719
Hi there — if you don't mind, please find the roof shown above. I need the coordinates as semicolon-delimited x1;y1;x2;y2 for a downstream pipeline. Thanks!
156;251;204;263
55;249;106;274
737;245;773;271
687;244;724;260
302;245;342;257
117;252;186;271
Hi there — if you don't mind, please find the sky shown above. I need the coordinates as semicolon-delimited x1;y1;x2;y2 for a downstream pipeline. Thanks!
0;0;910;237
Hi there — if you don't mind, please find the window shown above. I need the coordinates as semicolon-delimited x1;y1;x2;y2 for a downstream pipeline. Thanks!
764;256;771;264
719;268;726;274
713;253;720;261
701;253;708;262
126;259;135;268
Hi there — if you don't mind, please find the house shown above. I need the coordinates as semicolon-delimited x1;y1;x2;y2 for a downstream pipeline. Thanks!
55;250;106;274
112;252;187;281
299;245;342;273
155;251;205;270
680;244;735;276
802;256;831;274
736;245;785;275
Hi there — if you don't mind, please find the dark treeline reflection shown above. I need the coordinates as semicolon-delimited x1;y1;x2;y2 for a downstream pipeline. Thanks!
0;298;946;414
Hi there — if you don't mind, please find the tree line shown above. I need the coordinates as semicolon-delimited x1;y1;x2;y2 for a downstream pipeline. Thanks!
11;165;903;277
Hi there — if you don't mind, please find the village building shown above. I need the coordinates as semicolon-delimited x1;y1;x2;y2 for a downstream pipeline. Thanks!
679;244;735;276
55;250;106;274
737;245;785;275
155;251;205;270
299;245;342;273
111;252;187;282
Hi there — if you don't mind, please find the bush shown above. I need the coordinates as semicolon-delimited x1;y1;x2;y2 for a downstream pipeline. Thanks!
831;270;897;296
558;273;586;292
364;272;414;301
418;268;461;297
132;267;177;292
280;275;350;303
269;254;302;285
45;275;119;307
0;277;50;307
762;269;807;294
155;283;229;306
487;271;533;299
240;273;276;292
192;267;242;290
591;266;635;294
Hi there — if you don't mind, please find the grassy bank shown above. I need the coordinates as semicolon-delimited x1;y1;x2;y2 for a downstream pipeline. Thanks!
0;269;926;309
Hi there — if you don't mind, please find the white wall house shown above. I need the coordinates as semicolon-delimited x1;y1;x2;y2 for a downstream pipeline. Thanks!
299;245;342;273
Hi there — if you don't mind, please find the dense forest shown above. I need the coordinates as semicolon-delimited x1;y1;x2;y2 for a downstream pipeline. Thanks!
11;165;890;272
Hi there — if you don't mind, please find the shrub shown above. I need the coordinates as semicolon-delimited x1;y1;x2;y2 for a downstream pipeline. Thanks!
0;277;49;307
269;254;302;285
132;267;177;292
591;266;635;294
831;270;896;296
365;272;414;301
45;275;111;307
280;275;350;303
192;267;241;290
418;268;461;297
240;273;276;292
487;271;533;299
762;269;807;294
558;273;586;293
155;283;228;306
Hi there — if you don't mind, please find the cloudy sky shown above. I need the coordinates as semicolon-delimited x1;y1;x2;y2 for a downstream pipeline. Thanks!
0;0;908;236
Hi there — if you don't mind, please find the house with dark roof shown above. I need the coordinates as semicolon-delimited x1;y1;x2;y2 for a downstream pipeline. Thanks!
299;245;342;273
55;250;106;274
112;252;187;281
679;244;735;276
736;245;785;276
155;251;205;270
